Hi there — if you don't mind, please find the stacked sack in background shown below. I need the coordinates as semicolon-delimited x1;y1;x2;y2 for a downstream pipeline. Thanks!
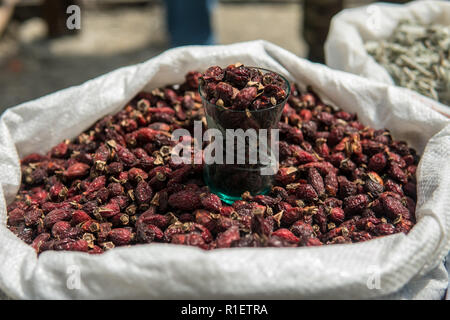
325;0;450;116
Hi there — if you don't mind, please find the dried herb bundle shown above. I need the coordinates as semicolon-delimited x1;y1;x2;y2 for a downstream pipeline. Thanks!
366;20;450;105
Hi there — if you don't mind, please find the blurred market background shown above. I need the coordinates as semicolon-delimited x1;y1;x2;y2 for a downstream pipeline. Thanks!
0;0;410;113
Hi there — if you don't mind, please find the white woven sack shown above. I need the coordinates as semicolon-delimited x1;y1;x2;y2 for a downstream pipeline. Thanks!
0;40;449;299
325;0;450;116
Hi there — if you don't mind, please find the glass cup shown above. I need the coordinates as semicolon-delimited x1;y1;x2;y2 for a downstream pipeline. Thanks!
200;67;290;204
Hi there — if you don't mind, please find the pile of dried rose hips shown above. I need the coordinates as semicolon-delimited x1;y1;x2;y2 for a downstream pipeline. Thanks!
6;64;418;254
201;64;288;110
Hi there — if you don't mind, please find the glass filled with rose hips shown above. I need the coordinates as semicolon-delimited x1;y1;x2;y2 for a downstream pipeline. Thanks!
199;63;290;203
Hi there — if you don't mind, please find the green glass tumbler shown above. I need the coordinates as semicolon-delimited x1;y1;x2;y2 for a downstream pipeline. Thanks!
200;67;290;204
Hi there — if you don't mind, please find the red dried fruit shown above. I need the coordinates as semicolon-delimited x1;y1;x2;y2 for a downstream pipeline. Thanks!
200;193;222;212
68;239;89;252
111;213;129;226
299;109;312;121
49;182;67;201
111;195;128;210
97;201;120;219
70;210;91;225
290;221;315;242
216;226;240;248
287;127;304;144
31;233;50;253
387;151;406;168
338;176;357;198
395;219;414;233
306;238;322;246
51;221;73;239
234;86;257;109
8;208;25;226
203;66;224;82
115;144;138;167
108;228;134;246
264;84;286;101
251;215;272;237
134;127;158;143
21;153;46;165
368;152;387;172
94;144;110;166
64;162;90;178
173;232;209;249
373;223;396;236
24;207;43;226
195;209;216;231
220;206;234;217
300;161;336;175
139;224;164;243
351;231;372;242
308;167;325;197
168;190;201;211
272;228;299;243
202;64;288;112
193;223;213;243
215;82;234;105
108;182;124;197
329;207;345;223
388;163;407;184
295;184;318;202
301;120;318;140
51;142;69;158
379;195;410;221
89;245;104;254
403;181;417;200
139;213;169;229
364;172;384;197
44;208;72;228
224;65;249;88
167;165;192;185
95;222;111;243
275;167;297;185
86;176;107;194
281;206;302;225
268;235;298;247
185;71;202;89
135;180;153;204
324;171;338;196
106;162;123;175
344;194;369;215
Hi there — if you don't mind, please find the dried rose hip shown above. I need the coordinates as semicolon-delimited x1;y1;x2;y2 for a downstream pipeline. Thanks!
271;228;299;243
108;228;135;246
200;63;287;111
168;190;201;211
200;193;222;212
234;87;257;109
135;181;153;204
64;162;90;178
216;226;240;248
